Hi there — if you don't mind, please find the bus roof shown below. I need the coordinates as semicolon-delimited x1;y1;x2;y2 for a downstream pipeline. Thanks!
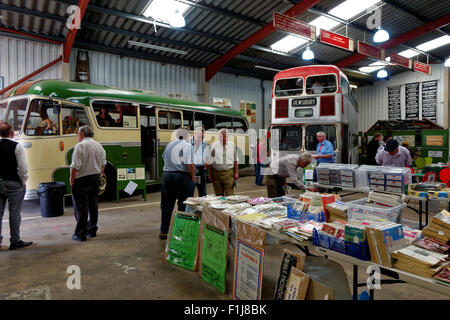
4;80;245;118
273;65;343;82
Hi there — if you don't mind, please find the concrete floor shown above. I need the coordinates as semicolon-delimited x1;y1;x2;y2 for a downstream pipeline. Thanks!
0;173;448;300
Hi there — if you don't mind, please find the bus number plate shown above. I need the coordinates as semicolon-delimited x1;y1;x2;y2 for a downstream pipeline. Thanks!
292;98;316;107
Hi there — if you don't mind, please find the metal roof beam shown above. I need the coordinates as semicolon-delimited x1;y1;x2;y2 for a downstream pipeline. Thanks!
335;13;450;68
174;0;266;27
381;0;450;37
0;3;296;71
205;0;321;81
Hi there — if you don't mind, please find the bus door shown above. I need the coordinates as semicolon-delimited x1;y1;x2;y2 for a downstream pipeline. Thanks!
341;124;349;164
140;105;158;181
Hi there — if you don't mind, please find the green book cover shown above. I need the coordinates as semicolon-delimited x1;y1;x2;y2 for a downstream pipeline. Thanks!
345;225;365;244
201;224;228;294
167;213;201;271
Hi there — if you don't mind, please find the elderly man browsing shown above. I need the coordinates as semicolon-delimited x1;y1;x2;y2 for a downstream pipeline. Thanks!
265;152;317;198
375;139;412;167
312;131;335;164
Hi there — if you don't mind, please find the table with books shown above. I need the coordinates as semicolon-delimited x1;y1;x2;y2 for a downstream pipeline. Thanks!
163;191;450;300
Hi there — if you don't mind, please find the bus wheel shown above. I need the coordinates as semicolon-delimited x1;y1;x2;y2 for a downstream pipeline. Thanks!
99;165;116;200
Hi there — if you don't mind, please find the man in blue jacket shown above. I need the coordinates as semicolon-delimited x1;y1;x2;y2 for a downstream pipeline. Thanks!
312;131;335;164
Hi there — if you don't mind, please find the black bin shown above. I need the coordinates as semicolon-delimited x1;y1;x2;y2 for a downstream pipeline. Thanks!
38;182;66;218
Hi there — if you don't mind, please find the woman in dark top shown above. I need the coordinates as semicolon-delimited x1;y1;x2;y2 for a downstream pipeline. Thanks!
366;132;382;165
96;107;115;127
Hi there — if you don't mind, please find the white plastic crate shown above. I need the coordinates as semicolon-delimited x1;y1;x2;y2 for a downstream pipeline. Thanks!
345;197;406;223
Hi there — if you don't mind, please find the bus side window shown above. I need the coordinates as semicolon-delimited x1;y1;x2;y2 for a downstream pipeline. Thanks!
6;99;27;134
169;111;182;130
25;99;60;136
158;110;169;129
93;101;137;128
183;110;194;130
216;115;232;130
232;118;248;132
195;112;215;130
61;104;90;135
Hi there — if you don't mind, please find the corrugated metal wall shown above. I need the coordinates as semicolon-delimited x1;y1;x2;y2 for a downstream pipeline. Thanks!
69;49;203;102
0;36;62;88
355;63;448;132
70;48;273;130
209;72;273;130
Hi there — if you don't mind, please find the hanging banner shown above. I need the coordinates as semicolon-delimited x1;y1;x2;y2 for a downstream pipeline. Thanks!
405;82;420;120
357;41;385;60
422;80;438;121
273;12;316;40
387;85;401;120
413;61;432;75
212;97;232;109
320;30;354;51
390;53;412;69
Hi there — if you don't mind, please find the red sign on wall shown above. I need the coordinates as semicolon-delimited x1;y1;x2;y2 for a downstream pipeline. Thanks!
413;61;432;75
357;41;385;60
390;52;412;69
273;12;316;40
320;30;354;51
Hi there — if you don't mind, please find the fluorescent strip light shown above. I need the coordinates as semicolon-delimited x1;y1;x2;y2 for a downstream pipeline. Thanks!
350;84;358;89
398;49;420;58
416;35;450;52
329;0;380;20
128;40;188;55
270;35;307;53
255;65;282;72
270;1;381;54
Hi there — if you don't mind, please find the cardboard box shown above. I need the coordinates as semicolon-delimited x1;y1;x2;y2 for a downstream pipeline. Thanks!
284;267;310;300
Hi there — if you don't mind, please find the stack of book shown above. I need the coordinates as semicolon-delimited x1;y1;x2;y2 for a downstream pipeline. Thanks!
367;191;404;207
422;210;450;243
392;243;449;278
366;222;407;267
433;265;450;287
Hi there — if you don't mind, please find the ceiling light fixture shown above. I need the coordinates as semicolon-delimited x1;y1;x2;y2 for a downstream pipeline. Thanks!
143;0;188;28
128;40;188;55
377;69;388;78
302;46;315;60
254;65;283;72
445;56;450;67
373;28;390;43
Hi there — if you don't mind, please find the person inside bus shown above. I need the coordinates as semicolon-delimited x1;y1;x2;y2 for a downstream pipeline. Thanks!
96;106;115;127
115;104;124;127
39;106;58;135
265;152;317;198
376;139;412;167
308;79;324;94
312;131;335;164
366;132;383;165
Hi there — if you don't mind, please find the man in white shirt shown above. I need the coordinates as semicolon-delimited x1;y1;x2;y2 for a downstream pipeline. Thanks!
191;126;209;197
309;79;324;94
70;125;106;241
0;122;33;250
208;128;239;196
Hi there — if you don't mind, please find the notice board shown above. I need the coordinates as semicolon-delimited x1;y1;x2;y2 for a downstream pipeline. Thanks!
405;82;419;120
387;85;401;120
421;80;437;121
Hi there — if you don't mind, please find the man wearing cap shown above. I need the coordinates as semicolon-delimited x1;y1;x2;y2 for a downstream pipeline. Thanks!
376;139;412;167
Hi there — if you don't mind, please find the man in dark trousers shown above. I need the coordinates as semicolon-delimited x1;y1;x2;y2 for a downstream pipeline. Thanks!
366;132;382;165
159;127;195;240
0;122;33;250
70;125;106;241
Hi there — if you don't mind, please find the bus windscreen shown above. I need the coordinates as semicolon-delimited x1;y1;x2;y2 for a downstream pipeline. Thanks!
274;78;303;97
306;74;337;95
272;125;302;151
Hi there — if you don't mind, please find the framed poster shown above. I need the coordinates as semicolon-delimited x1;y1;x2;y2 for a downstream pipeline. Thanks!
405;82;419;120
239;100;256;123
212;97;232;109
421;80;437;121
233;240;264;300
387;85;401;120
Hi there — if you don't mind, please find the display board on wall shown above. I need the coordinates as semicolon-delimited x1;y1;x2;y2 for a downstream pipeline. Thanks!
239;100;257;123
405;82;420;120
212;97;232;109
387;85;401;120
168;92;191;100
421;80;437;121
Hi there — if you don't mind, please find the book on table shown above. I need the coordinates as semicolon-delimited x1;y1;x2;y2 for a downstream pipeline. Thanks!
433;264;450;287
